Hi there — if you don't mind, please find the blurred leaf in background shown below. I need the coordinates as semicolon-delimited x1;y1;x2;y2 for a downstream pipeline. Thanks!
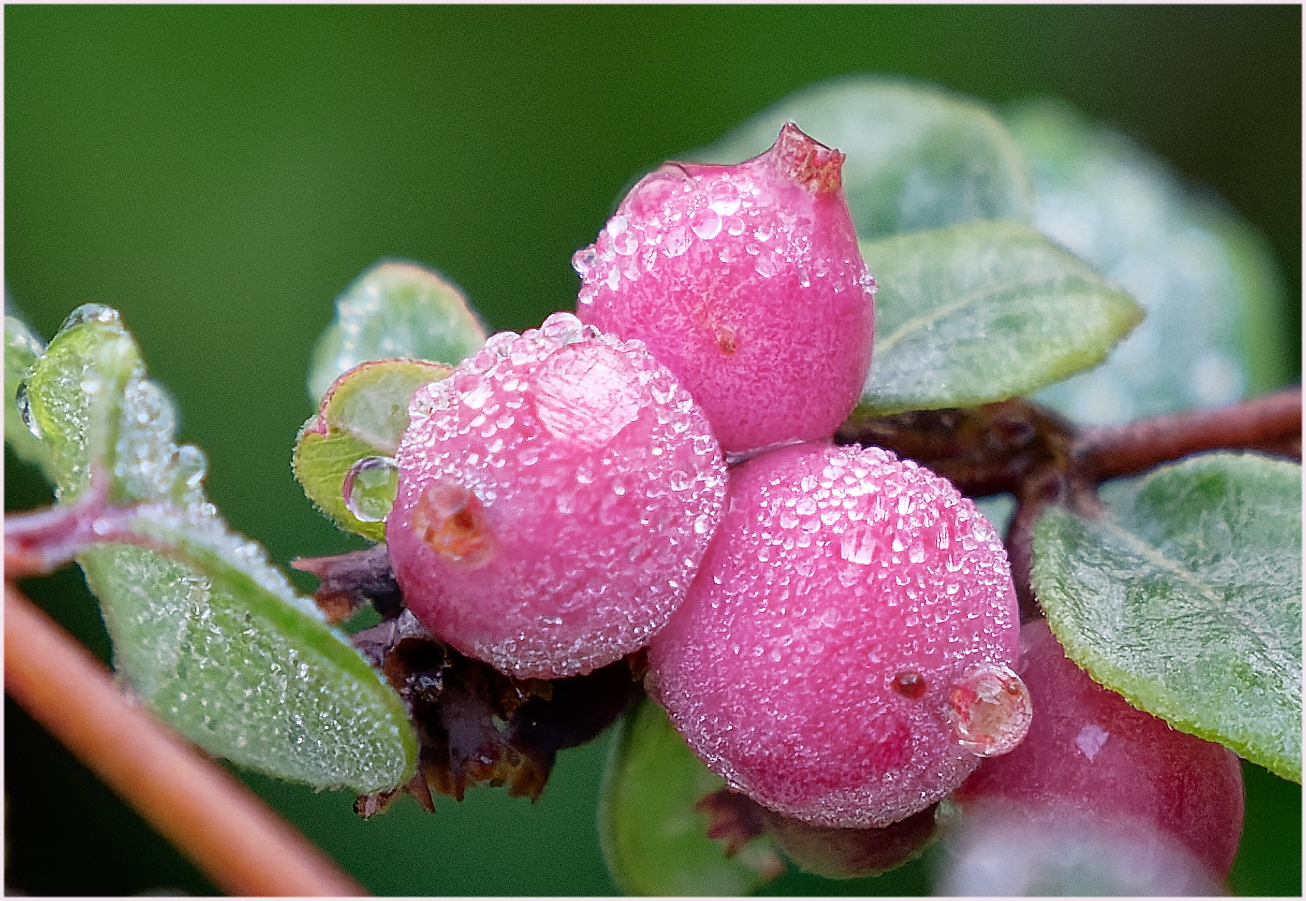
5;5;1298;895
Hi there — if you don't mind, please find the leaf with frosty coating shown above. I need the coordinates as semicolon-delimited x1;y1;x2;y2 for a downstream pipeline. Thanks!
599;697;784;896
295;358;451;541
1009;98;1294;425
5;313;55;478
18;306;417;793
858;220;1142;415
1032;452;1302;782
690;73;1033;241
307;259;487;401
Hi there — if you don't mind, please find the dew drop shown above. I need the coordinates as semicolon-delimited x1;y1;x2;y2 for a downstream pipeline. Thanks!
533;342;642;448
571;246;597;278
343;456;399;523
58;303;120;334
947;663;1032;757
691;208;722;240
663;227;691;258
14;381;41;439
754;252;778;278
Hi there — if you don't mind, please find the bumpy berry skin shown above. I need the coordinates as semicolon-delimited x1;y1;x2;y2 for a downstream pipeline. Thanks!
574;123;876;457
952;618;1245;880
386;312;728;680
646;442;1028;829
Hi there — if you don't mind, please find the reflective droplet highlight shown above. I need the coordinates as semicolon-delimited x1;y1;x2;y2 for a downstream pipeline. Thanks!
343;455;399;523
14;381;41;439
947;663;1032;757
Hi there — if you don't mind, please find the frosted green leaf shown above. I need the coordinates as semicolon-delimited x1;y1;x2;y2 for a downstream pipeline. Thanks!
859;220;1142;414
5;313;54;478
1010;99;1293;424
295;358;451;540
307;259;486;401
691;74;1033;240
599;697;783;896
1032;452;1302;782
18;307;417;793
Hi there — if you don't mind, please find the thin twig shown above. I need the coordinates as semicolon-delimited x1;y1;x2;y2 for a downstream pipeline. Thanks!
1076;386;1302;482
4;582;367;897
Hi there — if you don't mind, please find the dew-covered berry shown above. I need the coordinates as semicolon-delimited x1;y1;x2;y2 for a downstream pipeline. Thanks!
951;618;1245;882
386;312;728;680
646;442;1028;829
574;123;876;457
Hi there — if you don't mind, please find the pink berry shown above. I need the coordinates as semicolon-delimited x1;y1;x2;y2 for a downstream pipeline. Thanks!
952;618;1245;881
386;312;728;680
574;123;876;457
646;442;1028;829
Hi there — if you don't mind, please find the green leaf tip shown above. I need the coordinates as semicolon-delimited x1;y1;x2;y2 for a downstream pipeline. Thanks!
307;259;487;402
18;304;418;794
295;357;451;541
859;220;1143;415
1032;452;1302;782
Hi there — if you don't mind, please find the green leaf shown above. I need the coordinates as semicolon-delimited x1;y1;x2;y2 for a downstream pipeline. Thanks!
5;313;55;478
1009;99;1294;424
1032;452;1302;782
295;358;450;540
858;220;1142;414
20;306;417;793
599;697;783;896
691;74;1033;241
307;259;486;401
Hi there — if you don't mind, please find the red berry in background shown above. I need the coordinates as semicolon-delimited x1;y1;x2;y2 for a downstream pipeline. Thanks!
386;312;728;680
574;123;876;457
646;442;1028;829
950;618;1245;884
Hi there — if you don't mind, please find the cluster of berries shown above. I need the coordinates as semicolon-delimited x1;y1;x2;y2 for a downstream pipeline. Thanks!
385;122;1032;835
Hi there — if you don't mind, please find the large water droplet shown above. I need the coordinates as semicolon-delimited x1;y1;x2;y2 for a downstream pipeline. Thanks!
57;303;119;334
14;381;41;439
343;456;399;523
947;663;1032;757
533;342;642;449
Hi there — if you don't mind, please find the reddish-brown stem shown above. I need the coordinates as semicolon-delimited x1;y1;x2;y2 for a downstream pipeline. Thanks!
4;582;366;897
1076;386;1302;482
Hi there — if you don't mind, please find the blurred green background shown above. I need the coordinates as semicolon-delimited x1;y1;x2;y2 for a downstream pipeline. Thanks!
5;5;1299;896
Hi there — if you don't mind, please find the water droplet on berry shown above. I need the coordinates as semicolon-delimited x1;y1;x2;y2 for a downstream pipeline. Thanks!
947;663;1032;757
571;246;597;277
532;343;641;448
342;456;399;523
691;208;723;240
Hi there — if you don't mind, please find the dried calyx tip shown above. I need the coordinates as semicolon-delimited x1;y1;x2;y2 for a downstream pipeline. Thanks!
770;121;844;195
